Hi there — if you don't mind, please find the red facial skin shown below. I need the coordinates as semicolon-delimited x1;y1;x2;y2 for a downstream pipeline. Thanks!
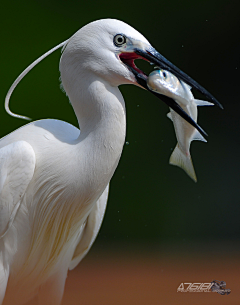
119;52;148;78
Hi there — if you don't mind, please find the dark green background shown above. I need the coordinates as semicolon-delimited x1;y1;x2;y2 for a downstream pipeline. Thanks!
1;0;240;247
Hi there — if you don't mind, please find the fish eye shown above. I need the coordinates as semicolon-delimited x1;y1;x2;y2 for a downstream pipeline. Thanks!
114;34;127;47
158;70;167;79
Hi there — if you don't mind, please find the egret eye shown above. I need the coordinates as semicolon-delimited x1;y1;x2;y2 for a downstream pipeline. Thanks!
114;34;126;47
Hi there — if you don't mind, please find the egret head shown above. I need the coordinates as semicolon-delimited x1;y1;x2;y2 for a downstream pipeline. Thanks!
60;19;221;137
60;19;151;87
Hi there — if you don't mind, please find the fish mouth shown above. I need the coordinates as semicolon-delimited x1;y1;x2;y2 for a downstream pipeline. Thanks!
120;47;222;138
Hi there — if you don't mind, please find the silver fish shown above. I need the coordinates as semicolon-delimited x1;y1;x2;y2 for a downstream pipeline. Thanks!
147;69;213;182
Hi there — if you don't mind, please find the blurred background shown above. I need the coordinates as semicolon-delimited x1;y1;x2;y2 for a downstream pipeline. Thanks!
1;0;240;304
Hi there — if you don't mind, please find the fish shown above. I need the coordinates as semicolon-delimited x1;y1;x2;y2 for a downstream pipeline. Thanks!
147;69;213;182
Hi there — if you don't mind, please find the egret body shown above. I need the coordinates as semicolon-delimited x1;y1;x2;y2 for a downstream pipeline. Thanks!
0;19;220;305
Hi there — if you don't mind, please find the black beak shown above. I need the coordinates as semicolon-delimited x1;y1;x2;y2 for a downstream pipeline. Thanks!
125;47;222;138
135;47;223;109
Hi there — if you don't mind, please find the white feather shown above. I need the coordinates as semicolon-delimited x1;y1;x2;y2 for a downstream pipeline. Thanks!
0;19;152;305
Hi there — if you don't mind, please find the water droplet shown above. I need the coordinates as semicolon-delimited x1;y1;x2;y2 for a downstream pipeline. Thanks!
126;141;129;145
137;105;139;107
182;45;184;48
119;219;121;222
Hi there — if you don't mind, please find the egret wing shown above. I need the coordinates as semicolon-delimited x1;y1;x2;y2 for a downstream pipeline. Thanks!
0;141;35;239
69;184;109;270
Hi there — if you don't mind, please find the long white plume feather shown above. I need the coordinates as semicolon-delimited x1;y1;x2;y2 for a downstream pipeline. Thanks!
5;39;69;120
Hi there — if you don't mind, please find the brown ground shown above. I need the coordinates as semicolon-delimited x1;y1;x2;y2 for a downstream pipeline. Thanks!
61;243;240;305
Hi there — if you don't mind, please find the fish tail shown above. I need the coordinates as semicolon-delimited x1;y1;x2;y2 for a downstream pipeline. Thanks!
169;145;197;182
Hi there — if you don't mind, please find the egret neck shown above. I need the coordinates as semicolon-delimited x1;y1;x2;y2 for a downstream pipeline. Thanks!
61;70;126;202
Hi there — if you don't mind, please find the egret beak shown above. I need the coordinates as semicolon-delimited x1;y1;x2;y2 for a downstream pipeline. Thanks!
120;47;222;138
135;47;223;109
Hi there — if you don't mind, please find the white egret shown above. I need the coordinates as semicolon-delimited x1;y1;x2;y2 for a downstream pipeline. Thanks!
0;19;221;305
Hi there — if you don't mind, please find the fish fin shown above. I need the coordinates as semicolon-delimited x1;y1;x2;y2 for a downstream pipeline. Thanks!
180;80;192;90
169;145;197;182
167;112;172;121
193;130;207;142
194;99;214;106
185;83;192;90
